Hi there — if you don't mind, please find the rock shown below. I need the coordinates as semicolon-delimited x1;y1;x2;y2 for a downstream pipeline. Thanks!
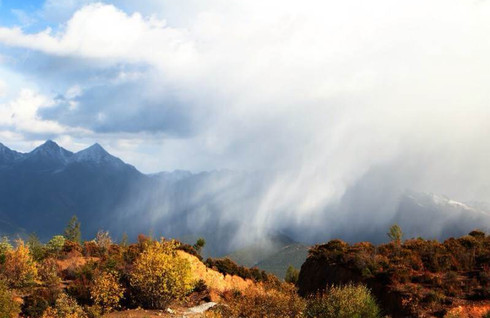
187;302;217;313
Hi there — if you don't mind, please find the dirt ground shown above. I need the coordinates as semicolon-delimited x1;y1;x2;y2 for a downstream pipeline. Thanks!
103;307;207;318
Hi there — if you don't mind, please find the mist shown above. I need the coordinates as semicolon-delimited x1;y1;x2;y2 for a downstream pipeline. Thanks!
1;0;490;250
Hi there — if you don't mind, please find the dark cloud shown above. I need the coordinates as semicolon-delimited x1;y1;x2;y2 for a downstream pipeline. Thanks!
40;79;197;136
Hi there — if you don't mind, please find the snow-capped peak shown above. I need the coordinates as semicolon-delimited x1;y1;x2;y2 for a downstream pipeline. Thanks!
28;140;73;162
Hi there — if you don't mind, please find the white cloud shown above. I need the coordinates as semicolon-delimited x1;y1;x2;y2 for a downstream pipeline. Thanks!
0;88;89;135
0;79;6;97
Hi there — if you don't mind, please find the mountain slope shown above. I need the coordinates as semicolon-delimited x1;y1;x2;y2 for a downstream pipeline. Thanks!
0;141;149;240
255;243;308;279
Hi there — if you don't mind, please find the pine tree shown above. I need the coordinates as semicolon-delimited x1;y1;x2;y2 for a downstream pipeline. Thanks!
387;224;403;245
63;215;81;244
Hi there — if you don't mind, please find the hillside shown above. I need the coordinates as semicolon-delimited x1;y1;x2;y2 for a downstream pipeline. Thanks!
255;243;309;279
297;230;490;317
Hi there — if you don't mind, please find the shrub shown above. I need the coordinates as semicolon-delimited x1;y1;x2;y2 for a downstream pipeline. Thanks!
46;236;66;256
42;292;87;318
22;291;50;318
82;241;103;257
66;261;97;305
305;284;381;318
0;279;20;318
38;258;62;287
62;241;83;257
1;239;38;288
90;271;123;313
223;285;305;318
285;265;299;284
129;239;192;309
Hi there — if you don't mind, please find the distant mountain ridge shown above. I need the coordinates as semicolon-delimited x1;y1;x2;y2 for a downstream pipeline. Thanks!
0;140;134;170
0;140;146;240
0;140;489;262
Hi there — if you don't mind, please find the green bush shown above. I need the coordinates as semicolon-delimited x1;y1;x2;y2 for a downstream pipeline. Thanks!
305;284;381;318
285;265;299;284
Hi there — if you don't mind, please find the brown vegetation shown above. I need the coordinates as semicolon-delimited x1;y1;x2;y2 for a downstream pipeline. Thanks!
297;230;490;317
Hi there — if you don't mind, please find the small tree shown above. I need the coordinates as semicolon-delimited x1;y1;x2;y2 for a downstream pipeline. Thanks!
27;233;45;261
46;236;66;256
90;270;124;313
129;239;192;308
1;240;38;288
64;215;82;244
193;238;206;254
387;224;403;245
285;265;300;284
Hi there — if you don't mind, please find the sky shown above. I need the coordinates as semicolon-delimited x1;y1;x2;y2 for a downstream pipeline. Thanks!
0;0;490;217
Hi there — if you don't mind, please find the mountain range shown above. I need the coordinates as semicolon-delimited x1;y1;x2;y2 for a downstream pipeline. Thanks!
0;140;489;266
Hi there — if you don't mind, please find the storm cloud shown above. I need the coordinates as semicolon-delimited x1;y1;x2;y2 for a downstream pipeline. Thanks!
0;0;490;244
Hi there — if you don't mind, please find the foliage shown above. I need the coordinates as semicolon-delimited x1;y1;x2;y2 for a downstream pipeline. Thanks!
42;292;87;318
90;271;123;313
38;258;62;288
46;236;66;256
176;242;203;261
28;233;46;261
1;239;38;288
129;239;193;309
95;231;112;253
82;241;103;257
0;237;12;264
193;238;206;254
301;230;490;317
63;241;83;256
205;257;273;283
0;279;20;318
64;216;82;244
22;290;51;318
220;284;305;318
285;265;299;284
305;284;381;318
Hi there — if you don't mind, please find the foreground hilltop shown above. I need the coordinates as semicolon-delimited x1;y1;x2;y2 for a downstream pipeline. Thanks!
298;229;490;317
